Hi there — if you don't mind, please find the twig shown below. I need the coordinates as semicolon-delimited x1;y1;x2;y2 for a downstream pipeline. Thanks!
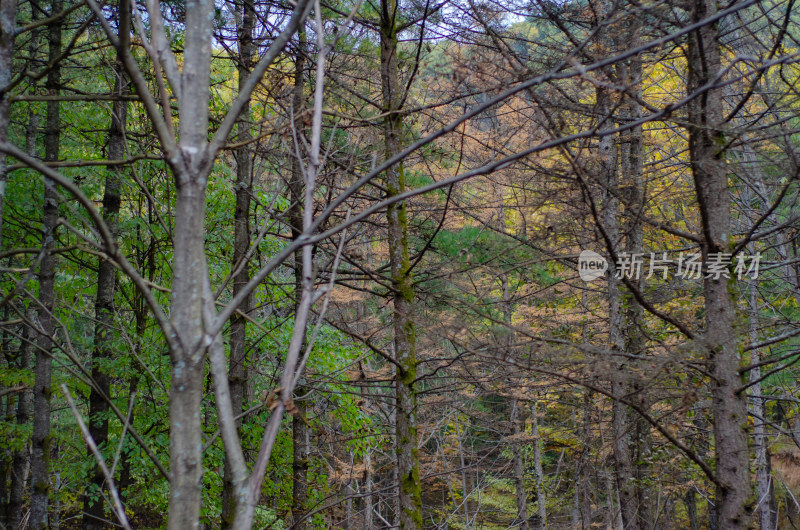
111;392;137;477
60;384;132;530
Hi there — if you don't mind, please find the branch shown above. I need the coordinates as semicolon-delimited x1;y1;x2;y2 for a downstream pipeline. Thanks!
0;141;179;354
208;0;314;158
83;0;179;165
203;275;248;485
61;384;133;530
7;154;161;171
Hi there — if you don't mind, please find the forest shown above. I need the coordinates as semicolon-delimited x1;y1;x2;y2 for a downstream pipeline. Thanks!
0;0;799;528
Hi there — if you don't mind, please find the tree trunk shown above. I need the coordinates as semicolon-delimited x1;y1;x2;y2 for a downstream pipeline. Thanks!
8;315;33;529
221;0;253;525
511;400;529;530
364;449;374;529
687;2;751;526
615;16;652;529
83;58;128;530
749;277;773;529
455;416;471;529
379;0;422;527
590;4;640;527
597;4;650;525
604;465;622;530
580;394;592;529
9;61;39;527
572;463;580;528
1;326;13;529
531;401;546;529
31;2;62;525
165;0;215;523
288;27;310;530
168;181;207;530
733;124;777;530
0;0;16;249
597;58;641;530
291;394;309;529
685;488;699;530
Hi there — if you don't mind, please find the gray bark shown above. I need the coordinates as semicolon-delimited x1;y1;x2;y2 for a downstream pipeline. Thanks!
749;276;773;529
31;1;62;525
168;182;207;530
291;390;309;530
590;4;640;525
594;3;648;526
597;52;641;530
165;0;214;525
687;1;751;525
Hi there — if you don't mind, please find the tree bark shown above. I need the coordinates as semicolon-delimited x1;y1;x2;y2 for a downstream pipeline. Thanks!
455;415;471;529
168;181;207;530
580;394;592;529
221;0;253;524
379;0;422;527
364;448;374;529
291;393;309;530
289;27;309;530
83;58;128;530
687;1;751;526
0;0;17;249
597;50;641;530
8;315;33;529
615;14;652;529
749;274;773;529
685;488;699;530
165;0;214;524
595;3;648;525
530;401;546;529
510;400;528;530
9;63;39;528
31;1;62;525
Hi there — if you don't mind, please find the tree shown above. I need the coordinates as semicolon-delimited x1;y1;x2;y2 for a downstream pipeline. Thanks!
83;51;128;530
686;1;752;524
30;1;62;526
220;0;254;523
379;0;423;527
